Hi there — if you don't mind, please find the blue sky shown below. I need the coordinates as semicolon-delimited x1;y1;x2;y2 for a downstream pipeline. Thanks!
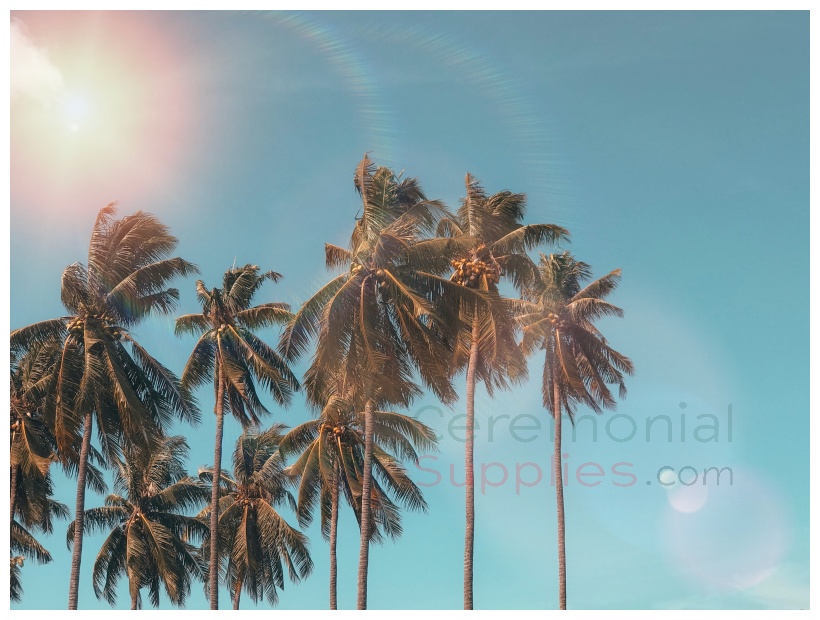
8;10;809;610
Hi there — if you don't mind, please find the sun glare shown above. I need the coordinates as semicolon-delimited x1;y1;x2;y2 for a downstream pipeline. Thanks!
11;12;195;211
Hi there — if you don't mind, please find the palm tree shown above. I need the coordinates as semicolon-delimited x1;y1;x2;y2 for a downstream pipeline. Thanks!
517;251;633;609
68;436;210;609
10;384;69;607
199;425;312;609
279;156;474;609
437;174;568;609
9;204;199;609
175;265;300;609
279;392;437;609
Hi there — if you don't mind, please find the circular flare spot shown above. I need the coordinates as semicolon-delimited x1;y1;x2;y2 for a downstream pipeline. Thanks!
663;471;790;591
668;482;708;513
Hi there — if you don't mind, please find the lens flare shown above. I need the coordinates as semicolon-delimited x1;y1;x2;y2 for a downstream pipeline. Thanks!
667;482;708;513
662;470;790;591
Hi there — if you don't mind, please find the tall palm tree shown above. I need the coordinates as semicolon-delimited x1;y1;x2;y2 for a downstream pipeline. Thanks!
438;174;569;609
9;204;199;609
199;425;312;609
279;156;474;609
517;252;633;609
68;436;210;609
176;265;300;609
279;393;437;609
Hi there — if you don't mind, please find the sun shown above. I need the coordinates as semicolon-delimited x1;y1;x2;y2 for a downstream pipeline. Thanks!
61;92;92;132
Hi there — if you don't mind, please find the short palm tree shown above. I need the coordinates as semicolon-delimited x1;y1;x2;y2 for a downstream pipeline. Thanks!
437;174;568;609
68;435;209;609
176;265;300;609
199;425;313;609
279;392;437;609
517;252;633;609
9;204;199;609
279;156;473;609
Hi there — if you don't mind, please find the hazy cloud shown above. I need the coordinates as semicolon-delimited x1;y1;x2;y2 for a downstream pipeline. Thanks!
11;18;65;104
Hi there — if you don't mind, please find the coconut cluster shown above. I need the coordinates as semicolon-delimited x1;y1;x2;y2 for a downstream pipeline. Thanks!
351;263;388;283
66;315;123;340
450;246;500;288
547;311;567;330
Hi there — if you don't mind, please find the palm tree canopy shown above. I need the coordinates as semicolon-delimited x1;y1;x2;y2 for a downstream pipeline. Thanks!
280;393;437;543
280;155;484;411
442;174;570;286
518;251;634;420
67;435;210;608
199;425;313;607
176;265;300;427
438;174;571;394
9;204;200;462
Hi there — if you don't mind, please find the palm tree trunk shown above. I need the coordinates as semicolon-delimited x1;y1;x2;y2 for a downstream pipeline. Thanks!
209;369;225;610
68;410;93;610
232;579;241;610
130;591;138;610
553;376;566;610
330;469;339;610
10;464;19;524
356;399;374;610
464;316;480;610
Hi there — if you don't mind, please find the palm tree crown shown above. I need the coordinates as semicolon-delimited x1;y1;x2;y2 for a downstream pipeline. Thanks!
176;265;299;426
281;393;437;541
280;157;478;409
519;252;634;418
